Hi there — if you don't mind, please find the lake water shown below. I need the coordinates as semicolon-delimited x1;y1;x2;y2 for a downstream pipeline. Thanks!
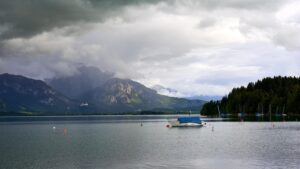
0;116;299;169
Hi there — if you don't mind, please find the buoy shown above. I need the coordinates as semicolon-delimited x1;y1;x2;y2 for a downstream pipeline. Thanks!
52;126;56;132
63;128;68;136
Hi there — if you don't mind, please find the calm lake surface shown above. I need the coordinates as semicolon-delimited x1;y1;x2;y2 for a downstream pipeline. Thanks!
0;116;299;169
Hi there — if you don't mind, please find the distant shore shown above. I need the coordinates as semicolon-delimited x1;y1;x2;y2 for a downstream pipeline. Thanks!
0;113;299;122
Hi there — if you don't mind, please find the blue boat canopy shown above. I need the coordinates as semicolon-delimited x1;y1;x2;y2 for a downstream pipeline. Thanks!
178;117;201;123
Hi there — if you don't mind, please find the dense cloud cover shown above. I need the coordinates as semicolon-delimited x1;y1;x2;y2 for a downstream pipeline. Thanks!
0;0;299;97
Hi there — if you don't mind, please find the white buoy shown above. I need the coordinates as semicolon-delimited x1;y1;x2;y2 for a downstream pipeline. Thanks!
52;126;56;131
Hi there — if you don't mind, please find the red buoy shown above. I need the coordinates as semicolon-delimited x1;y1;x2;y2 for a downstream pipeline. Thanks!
63;128;68;136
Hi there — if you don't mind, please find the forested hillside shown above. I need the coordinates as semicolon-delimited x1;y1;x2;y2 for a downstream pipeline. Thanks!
201;76;300;115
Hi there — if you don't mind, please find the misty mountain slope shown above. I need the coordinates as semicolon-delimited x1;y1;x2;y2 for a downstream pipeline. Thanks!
46;66;205;113
156;95;205;110
83;78;206;112
0;74;77;114
151;84;179;96
46;66;114;99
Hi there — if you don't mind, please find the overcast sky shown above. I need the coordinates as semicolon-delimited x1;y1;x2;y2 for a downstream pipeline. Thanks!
0;0;300;97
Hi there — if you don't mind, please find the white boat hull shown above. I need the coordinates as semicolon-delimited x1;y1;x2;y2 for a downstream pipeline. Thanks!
168;120;205;127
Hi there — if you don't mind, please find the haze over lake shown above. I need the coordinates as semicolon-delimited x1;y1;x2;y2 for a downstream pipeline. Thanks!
1;0;300;168
1;116;299;169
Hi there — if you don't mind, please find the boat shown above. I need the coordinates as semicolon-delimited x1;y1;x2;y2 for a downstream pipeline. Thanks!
255;112;264;117
238;112;246;117
167;116;206;127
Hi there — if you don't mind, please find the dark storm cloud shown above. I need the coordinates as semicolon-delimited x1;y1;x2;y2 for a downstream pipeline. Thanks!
0;0;164;40
0;0;299;96
0;0;285;40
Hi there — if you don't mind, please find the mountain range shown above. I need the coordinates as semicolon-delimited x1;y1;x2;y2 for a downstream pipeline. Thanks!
151;84;223;101
0;67;206;115
0;73;77;115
